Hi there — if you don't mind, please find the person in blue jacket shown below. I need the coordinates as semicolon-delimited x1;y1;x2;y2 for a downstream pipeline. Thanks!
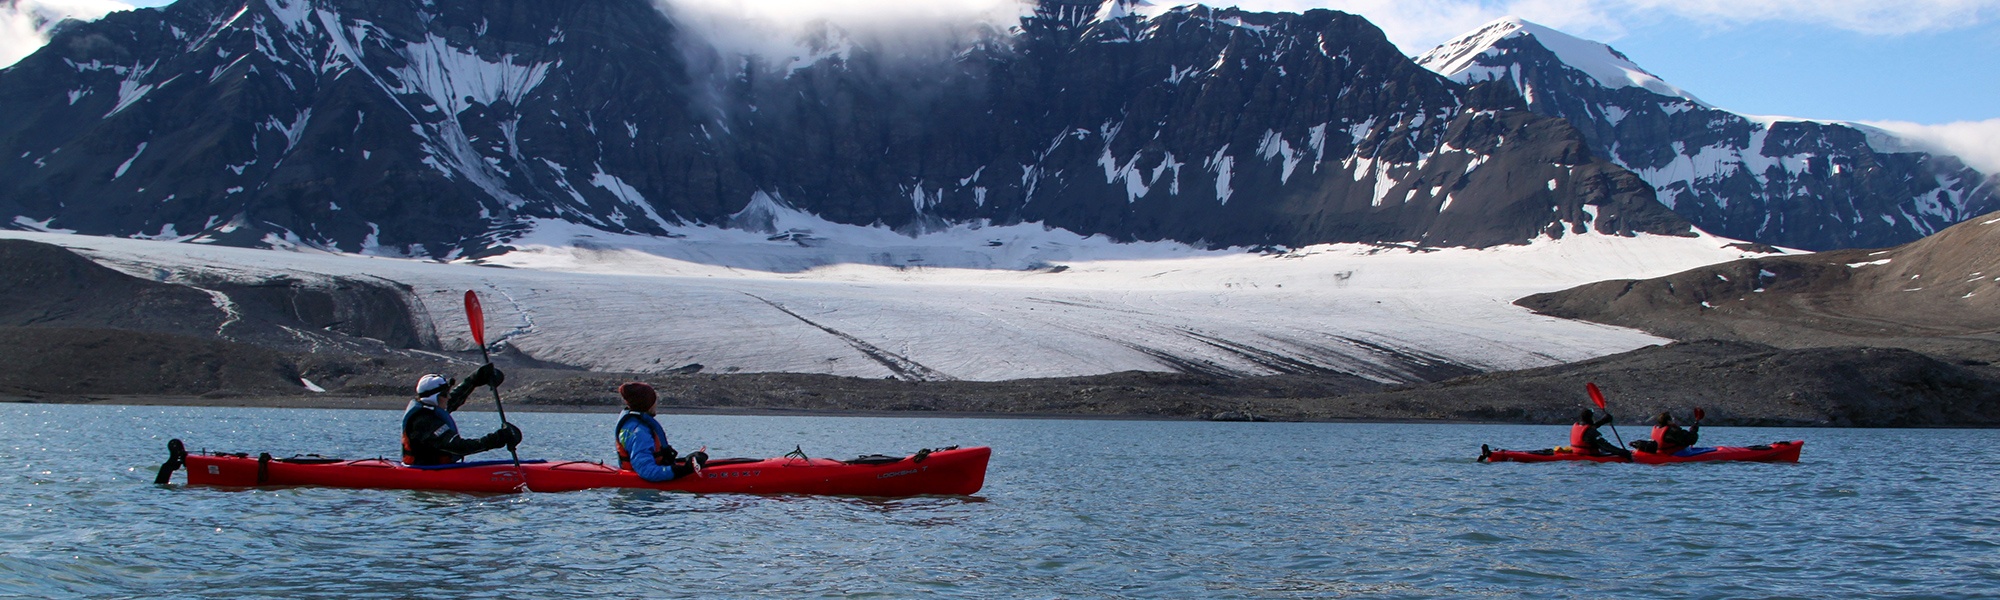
615;382;706;482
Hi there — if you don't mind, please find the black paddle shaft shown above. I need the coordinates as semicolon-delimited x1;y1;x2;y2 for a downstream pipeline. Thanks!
477;344;522;467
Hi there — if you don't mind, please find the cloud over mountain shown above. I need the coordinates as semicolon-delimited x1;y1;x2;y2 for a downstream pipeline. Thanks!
0;0;130;68
1860;118;2000;175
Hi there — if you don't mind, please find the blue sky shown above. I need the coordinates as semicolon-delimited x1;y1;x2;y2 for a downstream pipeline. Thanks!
1520;13;2000;125
1207;0;2000;125
108;0;1996;126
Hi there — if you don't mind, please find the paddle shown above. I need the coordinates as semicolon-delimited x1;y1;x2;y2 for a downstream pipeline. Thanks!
464;290;522;473
1586;382;1626;450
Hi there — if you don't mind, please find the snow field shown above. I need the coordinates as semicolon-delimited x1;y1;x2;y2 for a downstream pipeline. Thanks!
2;221;1773;382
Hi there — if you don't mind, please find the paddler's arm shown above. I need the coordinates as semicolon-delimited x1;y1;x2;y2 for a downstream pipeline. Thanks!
407;411;510;458
445;364;505;412
1594;415;1614;428
621;424;677;482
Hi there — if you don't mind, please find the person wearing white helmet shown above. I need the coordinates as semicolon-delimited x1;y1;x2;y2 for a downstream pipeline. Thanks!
401;364;521;466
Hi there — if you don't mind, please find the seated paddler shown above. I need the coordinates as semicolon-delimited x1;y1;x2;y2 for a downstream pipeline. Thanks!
1653;411;1701;454
401;364;521;466
615;382;707;482
1636;411;1700;455
1570;409;1632;460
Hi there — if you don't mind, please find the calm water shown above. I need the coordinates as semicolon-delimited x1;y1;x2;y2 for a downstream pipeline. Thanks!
1;404;1996;599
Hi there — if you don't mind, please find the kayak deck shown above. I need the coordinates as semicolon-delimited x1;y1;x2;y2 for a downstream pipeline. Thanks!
168;441;989;497
1479;440;1804;464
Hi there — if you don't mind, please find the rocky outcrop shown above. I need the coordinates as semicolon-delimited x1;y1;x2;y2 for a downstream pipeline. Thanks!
0;238;435;355
1517;210;2000;364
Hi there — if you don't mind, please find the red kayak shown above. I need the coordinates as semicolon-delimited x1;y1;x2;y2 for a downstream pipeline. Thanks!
522;447;988;496
1478;440;1804;464
161;440;989;496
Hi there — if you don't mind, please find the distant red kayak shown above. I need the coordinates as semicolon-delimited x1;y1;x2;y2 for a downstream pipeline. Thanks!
1478;440;1804;464
163;440;989;497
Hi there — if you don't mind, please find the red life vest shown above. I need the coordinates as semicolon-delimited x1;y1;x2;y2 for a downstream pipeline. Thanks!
615;412;672;470
1651;425;1688;453
1569;423;1591;450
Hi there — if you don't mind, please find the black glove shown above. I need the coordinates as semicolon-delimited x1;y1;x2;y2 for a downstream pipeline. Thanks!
483;423;523;451
464;363;505;389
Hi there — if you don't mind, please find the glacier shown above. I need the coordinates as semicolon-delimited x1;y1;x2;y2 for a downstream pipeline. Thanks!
2;212;1781;382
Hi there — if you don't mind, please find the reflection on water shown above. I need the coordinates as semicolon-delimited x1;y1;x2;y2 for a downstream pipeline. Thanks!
0;404;1996;598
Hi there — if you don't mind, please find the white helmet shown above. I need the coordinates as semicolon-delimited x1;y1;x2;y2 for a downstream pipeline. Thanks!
415;374;451;398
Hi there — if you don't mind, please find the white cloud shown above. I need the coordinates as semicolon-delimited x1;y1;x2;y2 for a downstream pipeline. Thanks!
1860;118;2000;175
661;0;1031;29
655;0;1031;70
1;0;130;69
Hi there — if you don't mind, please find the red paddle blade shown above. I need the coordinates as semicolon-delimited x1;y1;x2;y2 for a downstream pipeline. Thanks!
464;290;486;347
1693;407;1705;421
1586;382;1606;410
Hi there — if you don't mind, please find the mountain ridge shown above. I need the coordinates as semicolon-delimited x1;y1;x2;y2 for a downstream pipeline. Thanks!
1;0;1693;258
1418;16;1997;251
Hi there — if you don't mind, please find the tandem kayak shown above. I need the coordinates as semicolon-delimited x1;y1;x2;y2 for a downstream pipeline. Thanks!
158;439;989;497
1478;440;1804;464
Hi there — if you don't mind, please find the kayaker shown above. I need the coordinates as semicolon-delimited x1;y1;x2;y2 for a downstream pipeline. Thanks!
1570;409;1632;460
615;382;707;482
1645;411;1700;455
401;364;522;466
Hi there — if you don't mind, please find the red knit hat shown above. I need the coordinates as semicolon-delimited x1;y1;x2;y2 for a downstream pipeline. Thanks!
619;382;657;412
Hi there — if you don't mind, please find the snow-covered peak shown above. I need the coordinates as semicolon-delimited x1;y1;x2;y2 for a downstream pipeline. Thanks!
0;0;131;69
1416;17;1705;106
1095;0;1150;21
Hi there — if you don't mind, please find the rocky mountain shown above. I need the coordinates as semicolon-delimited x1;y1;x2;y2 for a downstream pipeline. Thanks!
1418;18;1997;252
0;0;1691;258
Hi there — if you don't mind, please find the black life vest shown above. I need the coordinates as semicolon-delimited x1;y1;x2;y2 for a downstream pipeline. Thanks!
401;398;460;466
615;411;673;471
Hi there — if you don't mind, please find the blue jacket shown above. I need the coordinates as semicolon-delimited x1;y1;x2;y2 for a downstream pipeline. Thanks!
616;412;677;482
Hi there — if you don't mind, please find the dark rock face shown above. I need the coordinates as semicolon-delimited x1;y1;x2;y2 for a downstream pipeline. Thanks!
0;238;223;332
0;0;1691;257
0;238;434;355
0;326;302;397
1419;19;1996;251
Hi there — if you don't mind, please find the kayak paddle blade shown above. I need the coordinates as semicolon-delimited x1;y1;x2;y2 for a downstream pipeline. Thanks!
1586;382;1606;410
464;290;486;348
1694;407;1705;422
